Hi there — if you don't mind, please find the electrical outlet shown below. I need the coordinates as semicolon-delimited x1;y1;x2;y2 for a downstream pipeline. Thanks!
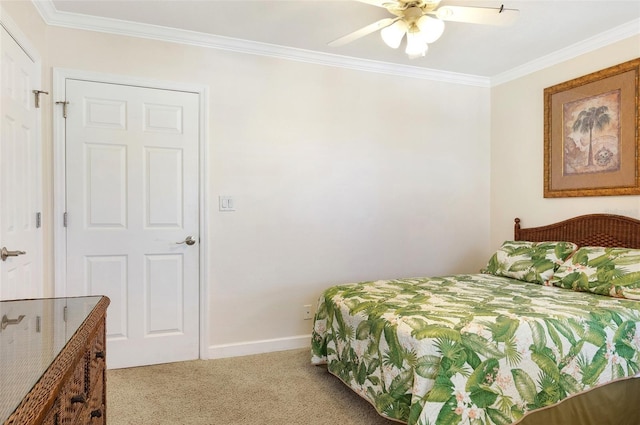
303;304;312;320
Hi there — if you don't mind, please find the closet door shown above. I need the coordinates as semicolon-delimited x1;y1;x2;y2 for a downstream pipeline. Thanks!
64;79;200;368
0;24;43;300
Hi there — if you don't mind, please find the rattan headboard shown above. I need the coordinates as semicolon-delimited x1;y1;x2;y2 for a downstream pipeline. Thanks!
514;214;640;249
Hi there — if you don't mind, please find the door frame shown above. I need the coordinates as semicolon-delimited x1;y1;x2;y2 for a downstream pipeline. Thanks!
52;68;210;360
0;7;44;297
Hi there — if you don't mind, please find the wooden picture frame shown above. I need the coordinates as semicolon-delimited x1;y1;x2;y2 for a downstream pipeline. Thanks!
544;58;640;198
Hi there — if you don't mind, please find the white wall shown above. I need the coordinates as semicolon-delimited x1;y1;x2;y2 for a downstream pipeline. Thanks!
205;65;491;350
490;35;640;248
3;2;491;357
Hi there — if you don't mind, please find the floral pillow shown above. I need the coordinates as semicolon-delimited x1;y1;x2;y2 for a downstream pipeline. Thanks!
482;240;578;285
549;247;640;300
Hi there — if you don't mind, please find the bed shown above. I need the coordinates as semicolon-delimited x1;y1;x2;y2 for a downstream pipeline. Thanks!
311;214;640;425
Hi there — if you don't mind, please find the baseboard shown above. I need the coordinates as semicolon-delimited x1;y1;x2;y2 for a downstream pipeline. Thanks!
207;334;311;359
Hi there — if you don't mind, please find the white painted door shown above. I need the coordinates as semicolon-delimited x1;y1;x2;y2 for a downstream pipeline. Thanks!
64;79;200;369
0;25;43;300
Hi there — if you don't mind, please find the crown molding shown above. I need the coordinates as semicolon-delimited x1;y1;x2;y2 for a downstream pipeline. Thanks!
31;0;489;87
491;18;640;86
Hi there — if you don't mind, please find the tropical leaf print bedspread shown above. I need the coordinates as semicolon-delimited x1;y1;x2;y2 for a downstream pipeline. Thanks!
311;274;640;425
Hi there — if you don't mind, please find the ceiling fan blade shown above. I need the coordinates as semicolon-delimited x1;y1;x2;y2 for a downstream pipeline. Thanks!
435;5;519;26
354;0;401;8
328;18;397;47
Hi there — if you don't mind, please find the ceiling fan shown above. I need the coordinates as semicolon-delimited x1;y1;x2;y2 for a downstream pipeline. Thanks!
329;0;519;59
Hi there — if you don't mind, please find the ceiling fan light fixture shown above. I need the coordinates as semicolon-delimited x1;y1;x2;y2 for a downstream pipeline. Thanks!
416;15;445;43
405;30;428;59
380;19;408;49
328;1;519;59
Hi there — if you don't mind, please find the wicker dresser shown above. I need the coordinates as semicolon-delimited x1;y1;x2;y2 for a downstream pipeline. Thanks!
1;296;110;425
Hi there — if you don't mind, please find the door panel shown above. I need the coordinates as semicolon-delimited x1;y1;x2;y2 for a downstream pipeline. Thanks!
0;25;42;300
86;143;127;227
65;80;199;368
146;254;183;333
84;255;127;338
146;147;183;227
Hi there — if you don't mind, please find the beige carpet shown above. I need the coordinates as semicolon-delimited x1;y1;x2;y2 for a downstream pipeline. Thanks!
106;348;399;425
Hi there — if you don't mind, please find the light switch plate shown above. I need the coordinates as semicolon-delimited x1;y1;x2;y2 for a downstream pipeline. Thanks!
219;196;235;211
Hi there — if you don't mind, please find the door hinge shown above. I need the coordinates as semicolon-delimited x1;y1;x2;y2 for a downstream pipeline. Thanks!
63;212;68;227
36;212;41;228
55;101;69;118
32;90;49;109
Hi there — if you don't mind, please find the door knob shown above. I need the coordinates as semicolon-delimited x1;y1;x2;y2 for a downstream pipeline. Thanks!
176;236;196;246
1;247;26;261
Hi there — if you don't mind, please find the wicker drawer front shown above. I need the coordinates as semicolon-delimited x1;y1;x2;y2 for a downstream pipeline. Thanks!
58;354;89;425
87;372;105;425
89;321;106;391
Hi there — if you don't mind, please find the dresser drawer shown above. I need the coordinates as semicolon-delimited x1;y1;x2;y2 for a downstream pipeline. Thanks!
88;321;106;391
58;353;89;425
88;372;105;425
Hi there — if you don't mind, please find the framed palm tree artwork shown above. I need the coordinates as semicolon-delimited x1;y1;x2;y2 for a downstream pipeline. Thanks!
544;58;640;197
